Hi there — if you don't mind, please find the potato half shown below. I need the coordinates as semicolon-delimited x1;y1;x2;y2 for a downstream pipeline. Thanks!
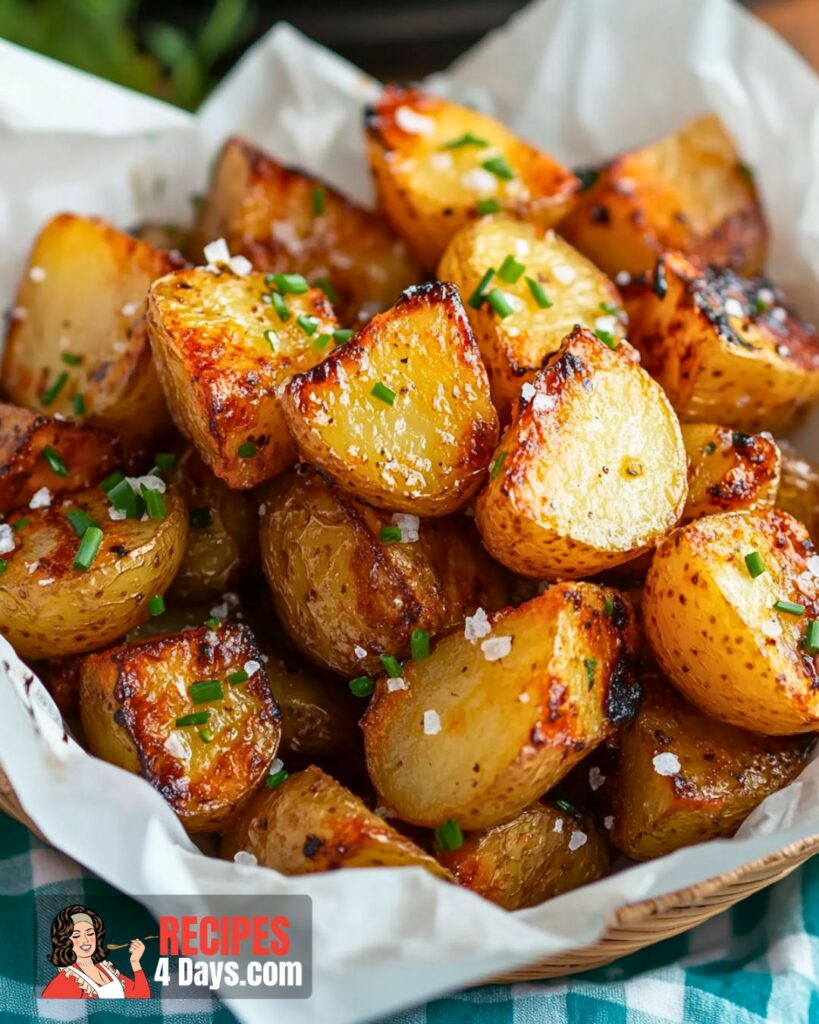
220;765;452;879
438;217;626;420
365;85;579;270
644;509;819;734
476;326;687;578
148;267;339;489
81;624;281;832
283;282;499;516
560;114;766;278
362;581;640;830
259;467;511;678
0;484;187;658
776;441;819;542
2;214;182;455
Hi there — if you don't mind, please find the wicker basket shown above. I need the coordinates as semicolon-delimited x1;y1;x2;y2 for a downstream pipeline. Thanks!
2;766;817;979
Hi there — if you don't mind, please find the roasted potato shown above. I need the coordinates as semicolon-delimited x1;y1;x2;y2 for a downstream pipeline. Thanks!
259;466;511;678
148;266;339;489
365;86;579;271
0;482;187;659
681;423;780;520
624;252;819;433
0;402;120;513
776;441;819;541
476;326;687;579
191;137;420;325
610;672;813;860
168;449;258;601
81;624;281;832
220;765;451;878
283;282;499;516
644;509;819;734
560;114;766;278
37;655;83;720
437;802;609;910
2;214;182;455
437;216;627;420
362;582;640;830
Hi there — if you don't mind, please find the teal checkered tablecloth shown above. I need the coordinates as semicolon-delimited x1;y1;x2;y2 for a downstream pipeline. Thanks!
2;812;818;1023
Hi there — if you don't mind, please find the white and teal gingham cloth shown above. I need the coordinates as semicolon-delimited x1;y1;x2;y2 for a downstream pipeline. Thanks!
2;811;817;1024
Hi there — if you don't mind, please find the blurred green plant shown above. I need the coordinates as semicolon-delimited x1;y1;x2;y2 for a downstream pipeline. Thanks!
0;0;252;109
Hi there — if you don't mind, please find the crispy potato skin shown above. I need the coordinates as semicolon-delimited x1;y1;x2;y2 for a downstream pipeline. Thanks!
259;467;512;678
362;582;640;830
437;802;609;910
644;510;819;734
0;486;187;659
191;137;420;324
611;674;813;860
0;403;120;513
625;252;819;433
81;624;281;832
438;217;626;420
283;281;499;516
220;765;452;878
366;86;579;270
2;214;182;456
148;267;338;488
560;114;766;277
476;326;687;578
168;449;258;601
681;423;780;521
37;655;83;719
776;441;819;542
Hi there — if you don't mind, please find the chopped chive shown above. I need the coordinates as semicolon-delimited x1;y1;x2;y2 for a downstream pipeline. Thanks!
269;272;309;294
574;166;599;191
227;669;248;685
189;506;213;528
441;132;488;149
555;797;575;813
805;621;819;654
773;599;806;617
584;657;597;689
487;288;515;319
12;517;29;532
65;509;100;538
296;314;320;336
73;525;103;571
154;452;177;472
482;155;515;180
595;329;619;350
270;291;290;321
312;185;326;215
498;254;525;284
141;485;166;520
189;679;224;704
467;268;495;309
42;445;68;477
379;525;402;543
148;594;166;617
107;479;141;519
380;653;402;678
490;451;507;479
41;371;68;407
411;628;430;661
198;727;215;743
603;594;614;616
333;328;354;344
312;333;333;352
316;277;336;302
476;198;501;216
100;470;125;493
266;768;289;789
434;818;463;853
204;617;220;629
0;560;7;576
176;710;210;728
371;381;396;406
526;277;552;308
737;161;754;182
72;393;86;416
745;551;765;578
600;302;620;316
61;352;83;366
263;328;279;350
238;441;257;459
349;676;375;698
705;441;718;455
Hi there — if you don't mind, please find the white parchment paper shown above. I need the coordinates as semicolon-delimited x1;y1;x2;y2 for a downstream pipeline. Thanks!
2;1;819;1021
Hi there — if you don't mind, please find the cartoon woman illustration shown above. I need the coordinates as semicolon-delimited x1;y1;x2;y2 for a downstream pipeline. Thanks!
41;904;151;999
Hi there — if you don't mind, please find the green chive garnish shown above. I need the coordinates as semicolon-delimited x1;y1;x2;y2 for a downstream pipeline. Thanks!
379;525;402;543
604;595;614;616
482;155;515;180
349;676;375;698
371;382;396;406
555;798;575;813
189;506;213;528
154;452;177;472
737;161;754;182
774;599;806;617
805;621;819;654
411;628;430;661
297;314;319;336
441;132;488;149
705;441;717;455
467;268;495;309
141;485;166;520
176;711;210;728
72;394;86;416
476;198;501;216
333;328;354;344
73;526;103;571
487;288;515;319
238;441;257;459
271;291;290;321
61;352;83;366
0;560;7;576
65;509;100;538
316;277;336;302
41;371;68;407
585;657;597;689
745;551;765;578
107;479;141;519
435;818;464;853
204;617;220;629
312;185;326;215
380;653;402;678
596;329;619;350
264;329;279;350
100;470;125;493
490;451;507;479
227;669;248;685
189;679;224;704
42;445;68;477
12;517;29;532
266;768;289;789
498;254;525;284
600;302;620;316
148;594;166;617
526;277;552;308
198;728;215;743
312;333;333;352
269;273;309;294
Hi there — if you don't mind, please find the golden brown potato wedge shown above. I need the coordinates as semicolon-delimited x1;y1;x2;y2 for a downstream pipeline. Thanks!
610;672;813;860
624;252;819;433
0;402;120;513
220;765;452;878
190;137;420;325
283;282;499;516
437;802;609;910
644;509;819;734
476;326;687;579
0;483;187;659
437;216;626;420
148;266;339;489
681;423;780;521
168;449;258;601
776;441;819;542
560;114;766;278
259;466;512;678
81;624;281;832
2;214;183;455
366;86;580;271
362;581;639;830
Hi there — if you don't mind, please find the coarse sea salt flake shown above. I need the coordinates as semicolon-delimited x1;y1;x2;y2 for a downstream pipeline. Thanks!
38;578;54;586
393;513;420;542
552;818;564;834
423;709;441;735
724;297;745;318
761;618;782;638
589;766;606;791
203;238;230;266
464;607;491;642
269;758;284;775
29;266;46;282
481;636;512;661
354;645;368;660
552;264;576;285
520;382;536;403
244;660;260;677
395;105;435;135
29;487;51;509
568;830;587;851
461;168;498;195
807;555;819;577
108;507;127;521
653;752;681;776
233;851;258;866
121;302;139;317
387;677;408;692
604;815;615;830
